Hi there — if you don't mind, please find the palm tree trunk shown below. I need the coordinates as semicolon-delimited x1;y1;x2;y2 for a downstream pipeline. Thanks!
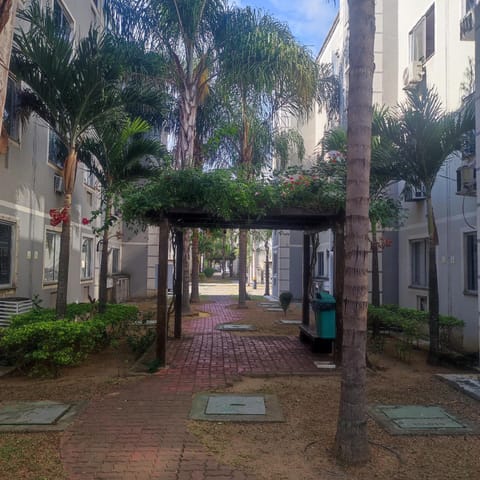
238;229;247;307
0;0;17;134
335;0;375;466
98;198;112;313
190;228;200;303
175;87;198;169
56;150;78;317
426;195;440;364
264;242;270;296
182;229;191;314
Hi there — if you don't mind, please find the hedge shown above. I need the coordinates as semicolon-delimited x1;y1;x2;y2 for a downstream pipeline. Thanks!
0;304;138;376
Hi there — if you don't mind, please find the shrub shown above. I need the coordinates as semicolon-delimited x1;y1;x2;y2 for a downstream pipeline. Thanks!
203;267;215;278
127;329;156;359
0;304;139;376
279;291;293;316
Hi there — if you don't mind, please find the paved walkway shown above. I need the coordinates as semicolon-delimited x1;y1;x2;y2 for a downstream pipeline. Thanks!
60;294;324;480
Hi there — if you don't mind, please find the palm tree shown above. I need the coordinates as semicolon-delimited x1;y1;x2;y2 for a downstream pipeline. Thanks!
384;85;474;364
334;0;375;465
0;0;18;135
214;7;319;307
81;118;167;313
12;1;126;316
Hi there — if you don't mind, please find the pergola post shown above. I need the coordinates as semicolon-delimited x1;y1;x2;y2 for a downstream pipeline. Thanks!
302;233;311;326
174;229;183;339
334;220;345;364
156;218;169;366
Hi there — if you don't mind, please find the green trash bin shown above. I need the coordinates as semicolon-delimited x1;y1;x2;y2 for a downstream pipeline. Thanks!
311;291;336;339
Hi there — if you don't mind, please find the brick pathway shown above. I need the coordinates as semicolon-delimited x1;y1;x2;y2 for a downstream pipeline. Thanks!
61;295;323;480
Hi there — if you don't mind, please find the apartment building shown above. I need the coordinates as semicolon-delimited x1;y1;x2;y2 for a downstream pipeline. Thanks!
0;0;162;312
273;0;479;354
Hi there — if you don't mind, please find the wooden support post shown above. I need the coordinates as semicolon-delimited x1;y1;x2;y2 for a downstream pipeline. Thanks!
334;220;345;365
174;229;183;339
302;233;311;326
156;218;169;366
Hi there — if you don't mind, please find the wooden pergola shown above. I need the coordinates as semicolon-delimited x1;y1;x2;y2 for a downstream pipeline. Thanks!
150;207;344;365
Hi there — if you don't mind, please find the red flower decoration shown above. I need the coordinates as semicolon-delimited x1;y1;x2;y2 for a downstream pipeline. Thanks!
81;217;90;225
49;207;69;226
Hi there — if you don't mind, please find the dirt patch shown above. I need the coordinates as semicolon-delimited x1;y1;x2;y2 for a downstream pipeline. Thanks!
189;344;480;480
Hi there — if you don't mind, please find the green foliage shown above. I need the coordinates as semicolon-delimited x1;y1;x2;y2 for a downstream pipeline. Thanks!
203;267;215;278
0;304;138;376
367;304;464;360
127;329;156;359
121;167;344;228
279;291;293;316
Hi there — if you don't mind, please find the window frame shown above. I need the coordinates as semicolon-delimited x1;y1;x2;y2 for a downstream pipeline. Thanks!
43;229;61;285
47;128;68;171
111;247;120;274
409;4;435;63
410;238;428;288
3;76;21;143
464;231;477;294
0;220;15;288
52;0;74;41
81;236;94;281
317;251;325;277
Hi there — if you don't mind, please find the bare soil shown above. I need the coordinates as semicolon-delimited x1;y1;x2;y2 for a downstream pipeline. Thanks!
1;293;480;480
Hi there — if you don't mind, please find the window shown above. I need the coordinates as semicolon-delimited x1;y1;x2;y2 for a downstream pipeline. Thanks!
81;237;93;280
317;251;325;277
53;0;73;40
3;77;20;142
0;222;13;286
48;129;67;169
409;5;435;62
111;247;120;274
84;168;96;188
411;239;428;287
463;0;476;16
44;231;61;282
465;232;477;293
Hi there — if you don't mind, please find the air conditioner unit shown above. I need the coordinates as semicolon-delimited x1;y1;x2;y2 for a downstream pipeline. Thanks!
404;184;426;202
53;174;64;194
456;165;477;196
402;61;424;87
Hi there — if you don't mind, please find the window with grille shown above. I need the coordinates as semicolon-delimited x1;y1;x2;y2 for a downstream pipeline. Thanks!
409;5;435;63
0;222;13;286
44;230;61;282
410;239;428;287
465;232;477;293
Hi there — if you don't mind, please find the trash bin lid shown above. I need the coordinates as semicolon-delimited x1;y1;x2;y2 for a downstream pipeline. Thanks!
315;291;336;304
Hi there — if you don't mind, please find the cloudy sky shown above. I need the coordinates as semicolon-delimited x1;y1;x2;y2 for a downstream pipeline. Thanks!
230;0;339;55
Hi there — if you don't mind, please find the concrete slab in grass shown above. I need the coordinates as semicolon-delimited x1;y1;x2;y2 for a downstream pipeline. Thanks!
369;404;477;435
258;303;279;308
436;374;480;402
265;307;284;312
190;394;284;422
216;323;256;331
279;320;302;325
0;401;85;432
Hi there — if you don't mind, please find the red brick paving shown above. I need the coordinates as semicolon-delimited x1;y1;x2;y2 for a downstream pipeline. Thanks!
61;295;325;479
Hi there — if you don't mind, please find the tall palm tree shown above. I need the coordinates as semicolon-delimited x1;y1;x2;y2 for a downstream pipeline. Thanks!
384;85;474;364
215;7;319;307
81;118;167;313
334;0;375;465
12;1;126;316
0;0;18;136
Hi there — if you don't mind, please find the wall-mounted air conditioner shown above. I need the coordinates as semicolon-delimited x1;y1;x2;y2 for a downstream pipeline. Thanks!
456;165;476;196
53;174;64;194
404;184;426;202
402;61;424;87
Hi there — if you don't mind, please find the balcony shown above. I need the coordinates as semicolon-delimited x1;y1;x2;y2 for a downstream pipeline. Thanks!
460;7;475;41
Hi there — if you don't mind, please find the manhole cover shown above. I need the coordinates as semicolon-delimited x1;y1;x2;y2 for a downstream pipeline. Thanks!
437;374;480;401
190;394;283;422
0;402;71;425
369;405;475;435
206;395;265;415
216;324;256;331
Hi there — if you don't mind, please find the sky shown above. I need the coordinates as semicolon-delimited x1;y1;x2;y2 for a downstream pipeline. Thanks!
230;0;339;55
